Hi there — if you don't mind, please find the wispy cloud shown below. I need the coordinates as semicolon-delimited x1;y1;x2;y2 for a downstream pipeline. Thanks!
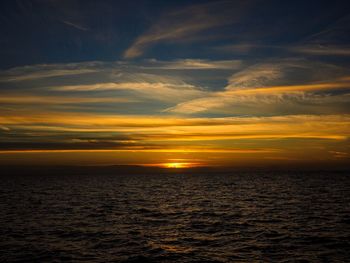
1;58;349;117
0;63;99;82
290;45;350;56
52;81;204;102
166;81;350;114
165;90;350;115
61;20;89;31
288;14;350;57
0;94;131;105
123;1;254;58
227;63;285;90
302;14;350;44
141;59;242;70
226;59;346;90
166;59;350;114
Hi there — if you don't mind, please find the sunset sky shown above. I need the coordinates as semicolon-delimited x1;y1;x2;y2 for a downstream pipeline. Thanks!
0;0;350;168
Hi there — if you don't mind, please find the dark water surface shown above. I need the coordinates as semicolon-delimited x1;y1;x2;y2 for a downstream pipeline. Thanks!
1;169;350;262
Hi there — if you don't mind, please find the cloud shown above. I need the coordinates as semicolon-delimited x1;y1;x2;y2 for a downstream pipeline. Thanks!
0;125;10;131
166;59;350;114
0;148;279;154
0;113;349;152
0;58;241;88
212;13;350;58
1;107;349;164
123;1;254;58
290;45;350;56
0;60;238;118
286;14;350;57
1;58;349;117
227;64;284;90
52;81;204;102
302;14;350;44
49;68;207;102
0;62;100;82
226;59;347;90
214;43;350;57
0;94;131;105
166;82;350;115
213;43;279;54
141;59;242;70
61;20;89;31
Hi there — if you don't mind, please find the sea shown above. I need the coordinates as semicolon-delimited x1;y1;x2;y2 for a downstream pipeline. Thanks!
1;167;349;262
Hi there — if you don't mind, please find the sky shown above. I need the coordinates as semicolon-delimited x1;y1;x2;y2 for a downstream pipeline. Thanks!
0;0;350;168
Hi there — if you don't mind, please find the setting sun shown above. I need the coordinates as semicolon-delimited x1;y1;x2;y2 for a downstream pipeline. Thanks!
164;162;189;169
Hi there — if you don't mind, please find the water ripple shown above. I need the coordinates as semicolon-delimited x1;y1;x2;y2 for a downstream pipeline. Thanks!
0;171;349;262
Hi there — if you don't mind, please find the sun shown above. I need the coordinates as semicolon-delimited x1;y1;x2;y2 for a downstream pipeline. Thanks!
165;162;187;169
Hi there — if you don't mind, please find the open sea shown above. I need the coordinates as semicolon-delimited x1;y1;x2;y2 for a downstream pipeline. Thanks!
0;168;349;262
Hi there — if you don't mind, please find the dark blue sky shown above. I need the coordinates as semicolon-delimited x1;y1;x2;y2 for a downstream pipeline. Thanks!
1;0;350;69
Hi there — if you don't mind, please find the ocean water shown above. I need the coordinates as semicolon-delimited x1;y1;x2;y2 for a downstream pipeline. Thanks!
0;169;350;262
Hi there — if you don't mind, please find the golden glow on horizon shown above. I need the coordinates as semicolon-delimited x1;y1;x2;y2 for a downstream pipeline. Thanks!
164;162;192;168
141;162;201;168
0;113;349;166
